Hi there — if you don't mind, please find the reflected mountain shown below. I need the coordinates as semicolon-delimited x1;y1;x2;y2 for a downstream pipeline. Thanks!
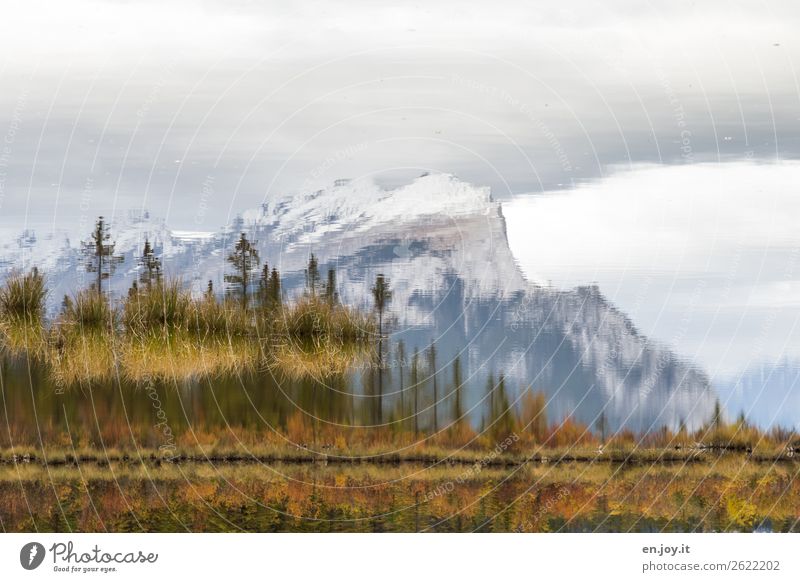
0;174;717;432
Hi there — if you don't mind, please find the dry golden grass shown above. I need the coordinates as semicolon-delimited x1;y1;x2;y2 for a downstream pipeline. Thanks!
119;330;262;382
277;296;375;344
0;317;49;356
49;328;117;386
0;269;46;320
268;339;374;379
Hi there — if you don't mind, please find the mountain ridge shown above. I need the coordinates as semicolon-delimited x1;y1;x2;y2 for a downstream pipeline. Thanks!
0;173;717;431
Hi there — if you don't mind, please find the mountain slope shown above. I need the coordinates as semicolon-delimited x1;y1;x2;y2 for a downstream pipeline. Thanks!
0;173;716;431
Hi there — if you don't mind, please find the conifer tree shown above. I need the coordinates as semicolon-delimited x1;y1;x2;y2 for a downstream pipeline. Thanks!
596;410;609;443
451;355;464;426
371;273;392;336
484;371;495;433
323;268;338;306
397;340;406;413
427;341;438;432
138;238;161;288
411;348;420;435
495;373;515;438
258;262;271;307
305;253;320;296
266;268;282;309
82;216;123;296
225;232;259;309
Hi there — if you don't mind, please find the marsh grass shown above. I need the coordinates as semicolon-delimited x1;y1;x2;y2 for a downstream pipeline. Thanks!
0;317;49;356
123;279;192;330
188;295;252;337
269;339;374;379
1;276;378;383
278;297;375;345
0;269;46;320
0;270;48;354
49;328;117;386
120;329;261;382
59;289;115;332
3;455;799;532
261;297;376;379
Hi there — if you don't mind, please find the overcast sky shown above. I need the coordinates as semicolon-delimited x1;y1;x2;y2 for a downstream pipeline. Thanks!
0;0;798;231
506;160;800;378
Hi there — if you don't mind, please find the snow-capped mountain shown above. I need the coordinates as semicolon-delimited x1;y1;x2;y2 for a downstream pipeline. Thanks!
0;173;717;431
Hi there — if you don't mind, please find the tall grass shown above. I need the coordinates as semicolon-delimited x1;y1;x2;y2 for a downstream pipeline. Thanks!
122;278;191;331
50;328;116;386
278;296;375;345
0;270;48;354
270;341;373;379
0;269;46;321
189;295;252;337
59;289;115;331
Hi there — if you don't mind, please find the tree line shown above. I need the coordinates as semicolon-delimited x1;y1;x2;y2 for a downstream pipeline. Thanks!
59;216;394;329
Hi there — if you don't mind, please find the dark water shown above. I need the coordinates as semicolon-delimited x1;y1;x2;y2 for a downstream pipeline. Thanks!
0;329;710;451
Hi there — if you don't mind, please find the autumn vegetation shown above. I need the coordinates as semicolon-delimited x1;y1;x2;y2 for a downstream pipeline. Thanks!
0;217;377;384
1;217;798;462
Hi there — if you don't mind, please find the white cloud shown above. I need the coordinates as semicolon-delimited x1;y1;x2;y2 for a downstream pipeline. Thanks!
506;161;800;377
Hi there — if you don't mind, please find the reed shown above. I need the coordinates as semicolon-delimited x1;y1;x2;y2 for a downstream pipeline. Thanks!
0;317;48;356
188;295;252;337
269;340;373;379
49;328;117;386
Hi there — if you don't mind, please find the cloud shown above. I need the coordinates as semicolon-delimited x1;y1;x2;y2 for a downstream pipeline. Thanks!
506;161;800;377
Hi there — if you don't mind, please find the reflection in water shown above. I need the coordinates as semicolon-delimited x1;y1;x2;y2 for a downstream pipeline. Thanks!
1;182;726;436
0;327;716;452
506;162;800;429
1;460;797;533
719;360;800;429
0;169;797;533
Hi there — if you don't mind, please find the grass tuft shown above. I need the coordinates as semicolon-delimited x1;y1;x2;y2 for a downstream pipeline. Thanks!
0;269;46;321
59;290;115;332
123;278;192;331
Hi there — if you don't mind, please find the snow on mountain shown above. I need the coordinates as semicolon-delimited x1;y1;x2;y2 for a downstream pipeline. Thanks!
0;173;514;307
0;173;716;430
0;227;74;274
240;173;494;246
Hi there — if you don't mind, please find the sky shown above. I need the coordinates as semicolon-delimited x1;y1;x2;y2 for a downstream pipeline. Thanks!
505;160;800;379
0;0;799;231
